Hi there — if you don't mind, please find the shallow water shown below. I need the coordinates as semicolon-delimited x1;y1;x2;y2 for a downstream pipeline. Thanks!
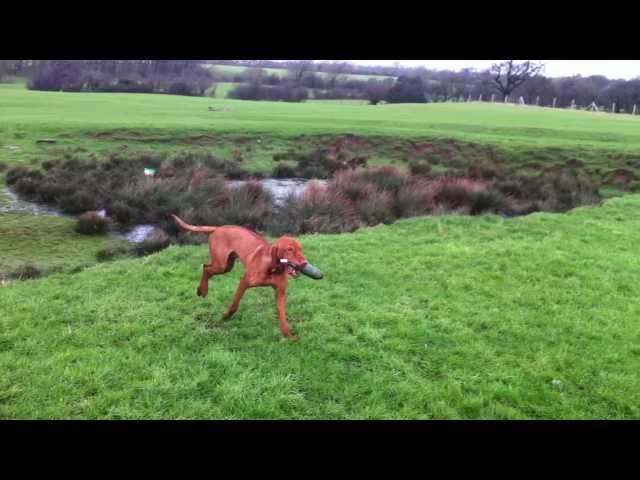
1;188;157;243
1;188;64;216
117;225;158;244
228;178;326;205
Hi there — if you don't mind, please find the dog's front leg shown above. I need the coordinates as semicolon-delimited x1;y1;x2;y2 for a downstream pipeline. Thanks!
223;278;249;320
275;286;298;341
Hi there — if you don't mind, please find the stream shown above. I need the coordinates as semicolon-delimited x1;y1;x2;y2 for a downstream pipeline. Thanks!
228;178;325;205
1;188;64;216
1;178;322;243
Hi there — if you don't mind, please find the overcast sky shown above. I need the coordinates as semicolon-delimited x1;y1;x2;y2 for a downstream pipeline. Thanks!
334;60;640;80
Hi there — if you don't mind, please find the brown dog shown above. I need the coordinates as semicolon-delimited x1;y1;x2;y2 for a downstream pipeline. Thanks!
172;214;309;341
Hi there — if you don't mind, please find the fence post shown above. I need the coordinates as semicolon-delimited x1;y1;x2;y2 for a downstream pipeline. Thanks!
612;102;616;113
467;94;472;103
570;99;576;109
491;94;495;103
552;97;557;108
535;96;540;106
504;95;509;103
633;104;637;115
519;96;525;105
479;94;483;102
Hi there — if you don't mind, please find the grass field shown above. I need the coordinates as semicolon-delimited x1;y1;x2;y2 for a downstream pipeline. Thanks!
3;82;640;178
2;82;640;419
2;195;640;419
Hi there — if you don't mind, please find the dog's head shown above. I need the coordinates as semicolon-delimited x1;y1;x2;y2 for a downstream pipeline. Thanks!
271;236;307;278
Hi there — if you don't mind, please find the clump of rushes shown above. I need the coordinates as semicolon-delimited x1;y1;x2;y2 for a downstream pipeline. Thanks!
75;212;111;235
135;229;171;256
8;264;42;280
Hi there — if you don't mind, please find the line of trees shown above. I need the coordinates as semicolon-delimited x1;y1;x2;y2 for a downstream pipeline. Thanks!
25;60;216;96
225;66;395;102
7;60;640;112
209;60;408;77
213;60;640;112
382;62;640;113
227;82;310;102
0;60;38;81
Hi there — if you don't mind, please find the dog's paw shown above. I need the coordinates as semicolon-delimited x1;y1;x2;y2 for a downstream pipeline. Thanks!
197;287;208;297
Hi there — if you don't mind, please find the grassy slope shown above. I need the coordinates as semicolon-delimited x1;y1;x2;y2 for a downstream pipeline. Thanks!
2;195;640;419
0;212;129;277
2;83;640;170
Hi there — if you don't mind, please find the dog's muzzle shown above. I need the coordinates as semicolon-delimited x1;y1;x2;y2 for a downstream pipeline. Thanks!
280;259;323;280
280;258;302;278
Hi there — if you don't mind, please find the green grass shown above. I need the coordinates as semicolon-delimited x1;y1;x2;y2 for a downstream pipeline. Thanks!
1;82;638;280
4;82;638;149
3;82;640;176
2;195;640;418
0;212;129;279
1;82;638;148
212;82;235;98
3;78;640;419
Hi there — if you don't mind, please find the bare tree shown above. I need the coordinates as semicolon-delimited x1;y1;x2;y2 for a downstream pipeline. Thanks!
289;60;314;84
0;60;24;81
325;61;349;89
364;79;393;105
489;60;544;101
0;60;8;81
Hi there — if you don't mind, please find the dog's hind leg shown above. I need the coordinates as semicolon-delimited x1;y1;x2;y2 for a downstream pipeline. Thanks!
197;264;217;298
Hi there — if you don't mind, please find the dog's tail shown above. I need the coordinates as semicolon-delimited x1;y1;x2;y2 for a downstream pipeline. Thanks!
172;214;217;234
